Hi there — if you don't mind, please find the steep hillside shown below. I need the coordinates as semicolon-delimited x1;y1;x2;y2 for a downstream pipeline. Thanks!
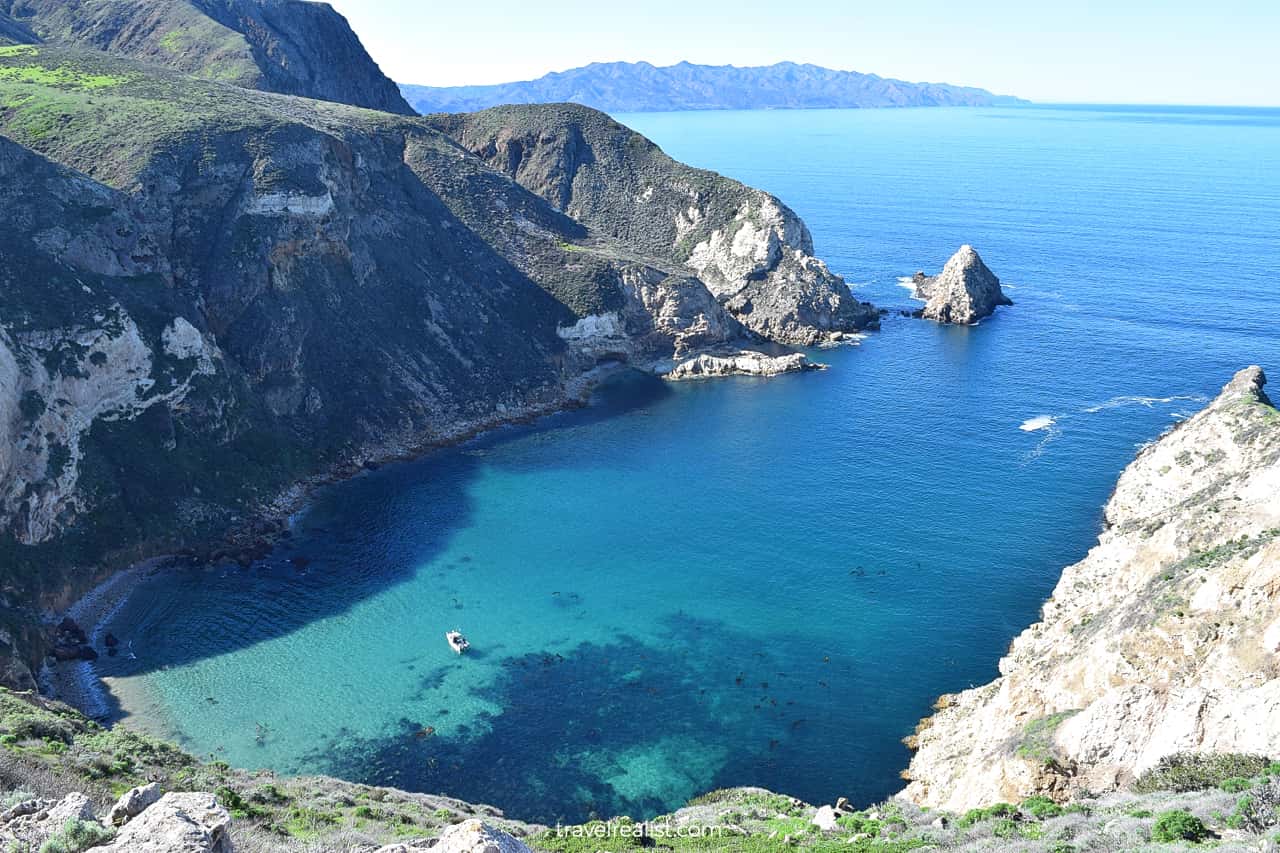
429;103;879;344
402;60;1025;114
902;367;1280;811
0;0;414;113
0;11;35;45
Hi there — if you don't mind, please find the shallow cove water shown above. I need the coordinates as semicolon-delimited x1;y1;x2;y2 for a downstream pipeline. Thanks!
96;104;1280;824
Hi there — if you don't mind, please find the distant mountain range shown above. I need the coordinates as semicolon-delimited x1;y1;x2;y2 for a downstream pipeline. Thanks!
401;60;1026;114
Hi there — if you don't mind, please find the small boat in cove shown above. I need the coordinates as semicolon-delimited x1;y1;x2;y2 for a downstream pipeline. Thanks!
446;630;470;654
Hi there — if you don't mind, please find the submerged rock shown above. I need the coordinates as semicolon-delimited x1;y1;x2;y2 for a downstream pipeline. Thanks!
665;351;826;380
913;245;1012;325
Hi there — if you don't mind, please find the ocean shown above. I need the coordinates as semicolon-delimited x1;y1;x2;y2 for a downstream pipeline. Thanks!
93;104;1280;824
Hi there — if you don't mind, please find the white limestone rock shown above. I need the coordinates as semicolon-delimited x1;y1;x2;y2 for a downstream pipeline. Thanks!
93;792;231;852
109;782;163;826
913;245;1012;325
666;351;824;380
0;792;95;849
811;804;839;832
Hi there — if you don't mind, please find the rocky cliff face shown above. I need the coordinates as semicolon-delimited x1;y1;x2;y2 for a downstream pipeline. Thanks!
428;104;879;345
901;367;1280;811
913;244;1012;325
0;0;414;113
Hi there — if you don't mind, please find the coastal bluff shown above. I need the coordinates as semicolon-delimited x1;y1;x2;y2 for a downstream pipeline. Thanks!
902;367;1280;811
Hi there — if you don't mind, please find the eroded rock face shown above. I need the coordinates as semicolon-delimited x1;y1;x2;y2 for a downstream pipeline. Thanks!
428;104;879;345
901;367;1280;811
913;245;1011;325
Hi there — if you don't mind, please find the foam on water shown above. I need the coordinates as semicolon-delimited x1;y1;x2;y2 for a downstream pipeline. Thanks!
1020;416;1056;432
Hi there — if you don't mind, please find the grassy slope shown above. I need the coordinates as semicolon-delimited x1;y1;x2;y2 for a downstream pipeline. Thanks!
0;0;414;113
2;689;1276;852
0;43;401;186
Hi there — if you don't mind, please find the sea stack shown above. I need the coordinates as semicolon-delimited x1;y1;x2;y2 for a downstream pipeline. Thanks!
913;245;1012;325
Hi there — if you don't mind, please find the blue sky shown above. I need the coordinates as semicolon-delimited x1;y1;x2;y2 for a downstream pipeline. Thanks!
327;1;1279;106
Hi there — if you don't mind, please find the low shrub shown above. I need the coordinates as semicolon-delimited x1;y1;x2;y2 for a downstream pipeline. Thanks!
1021;794;1065;819
1222;776;1255;793
1134;753;1271;793
38;817;115;853
1151;810;1210;843
957;802;1017;828
991;817;1019;838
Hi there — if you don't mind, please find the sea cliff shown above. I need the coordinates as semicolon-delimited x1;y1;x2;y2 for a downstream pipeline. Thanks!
902;367;1280;811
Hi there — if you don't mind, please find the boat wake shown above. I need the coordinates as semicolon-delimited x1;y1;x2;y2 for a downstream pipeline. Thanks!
1082;394;1206;413
1019;393;1208;463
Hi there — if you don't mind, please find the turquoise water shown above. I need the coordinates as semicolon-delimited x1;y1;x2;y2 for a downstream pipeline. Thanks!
97;105;1280;824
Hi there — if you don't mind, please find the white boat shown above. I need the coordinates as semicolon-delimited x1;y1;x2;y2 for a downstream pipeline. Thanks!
446;630;470;654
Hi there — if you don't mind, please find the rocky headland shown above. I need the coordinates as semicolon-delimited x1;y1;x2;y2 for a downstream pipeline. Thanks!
912;245;1013;325
902;367;1280;812
427;104;880;346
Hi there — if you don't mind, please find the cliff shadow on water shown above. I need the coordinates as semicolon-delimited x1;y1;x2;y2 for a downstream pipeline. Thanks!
91;370;674;701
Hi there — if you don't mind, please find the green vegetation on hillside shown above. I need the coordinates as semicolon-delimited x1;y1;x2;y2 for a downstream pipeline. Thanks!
0;45;401;185
3;689;1280;851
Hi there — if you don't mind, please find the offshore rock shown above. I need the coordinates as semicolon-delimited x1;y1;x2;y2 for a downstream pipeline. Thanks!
666;351;824;380
913;245;1012;325
901;367;1280;811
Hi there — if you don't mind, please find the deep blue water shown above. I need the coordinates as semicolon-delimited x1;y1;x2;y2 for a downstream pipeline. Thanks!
96;104;1280;824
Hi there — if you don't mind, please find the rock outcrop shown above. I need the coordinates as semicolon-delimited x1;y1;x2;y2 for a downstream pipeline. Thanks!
901;367;1280;811
428;104;879;345
0;792;95;849
96;792;232;852
109;782;163;826
0;0;414;113
666;351;823;380
374;819;533;853
0;787;230;852
912;245;1012;325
